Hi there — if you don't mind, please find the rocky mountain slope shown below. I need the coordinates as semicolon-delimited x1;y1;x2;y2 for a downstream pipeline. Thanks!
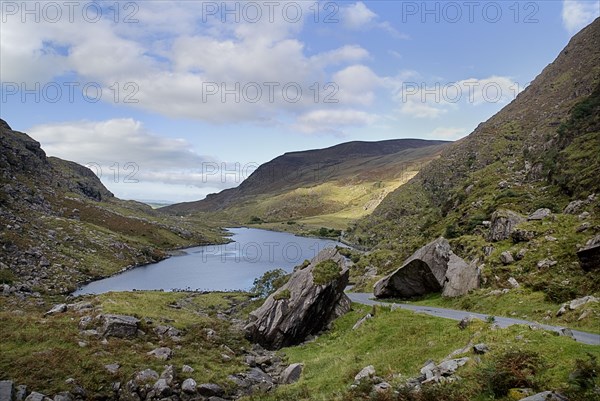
0;119;221;294
347;18;600;303
164;139;449;231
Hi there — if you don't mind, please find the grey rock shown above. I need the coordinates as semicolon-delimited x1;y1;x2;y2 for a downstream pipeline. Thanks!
373;382;391;393
154;325;182;338
280;363;303;384
24;393;49;401
101;314;139;338
44;303;67;316
354;365;376;382
577;234;600;271
488;210;524;242
519;391;568;401
560;328;575;339
152;379;171;398
182;365;194;373
104;363;120;374
245;248;351;349
500;251;514;265
515;248;527;260
134;369;159;383
208;398;227;401
0;380;14;401
375;238;479;299
181;378;197;394
512;229;535;243
564;200;585;214
528;208;552;220
198;383;225;397
52;393;72;401
569;295;598;310
160;365;176;386
147;347;172;360
78;316;93;330
473;344;489;354
508;277;520;288
578;211;590;220
14;386;27;401
438;357;469;376
442;258;480;298
352;314;372;330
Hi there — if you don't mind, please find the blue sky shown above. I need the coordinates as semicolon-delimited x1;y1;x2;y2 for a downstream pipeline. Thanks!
1;0;599;202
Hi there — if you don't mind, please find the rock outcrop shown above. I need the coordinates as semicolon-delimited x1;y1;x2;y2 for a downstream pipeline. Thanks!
245;247;351;350
374;238;479;298
488;210;525;242
577;234;600;271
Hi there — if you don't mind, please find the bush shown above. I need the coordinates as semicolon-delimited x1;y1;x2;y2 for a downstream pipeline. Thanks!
312;260;341;285
0;269;15;285
479;349;546;397
250;269;289;298
273;288;291;300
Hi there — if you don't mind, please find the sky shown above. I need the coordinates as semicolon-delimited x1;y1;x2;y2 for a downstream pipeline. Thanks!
1;0;599;203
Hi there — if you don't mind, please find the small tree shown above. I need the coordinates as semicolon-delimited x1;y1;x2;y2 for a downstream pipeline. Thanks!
250;269;289;298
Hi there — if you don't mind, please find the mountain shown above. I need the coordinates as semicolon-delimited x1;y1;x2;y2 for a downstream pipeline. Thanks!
163;139;450;231
348;18;600;301
0;119;221;294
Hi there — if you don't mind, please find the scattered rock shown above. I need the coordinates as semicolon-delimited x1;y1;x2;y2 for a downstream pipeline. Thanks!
473;344;489;354
515;248;527;260
527;208;551;221
489;210;524;242
577;234;600;271
500;251;514;265
508;277;520;288
198;383;225;397
578;211;590;220
134;369;159;384
557;296;598;316
181;378;197;394
101;315;140;338
352;314;372;330
519;391;568;401
182;365;194;373
24;392;50;401
280;363;303;384
53;392;72;401
537;259;557;269
458;316;480;330
354;365;376;382
104;364;120;374
147;347;172;360
245;248;351;349
0;380;14;401
44;304;67;316
373;382;391;393
564;200;585;214
152;378;171;398
511;229;535;243
559;328;575;339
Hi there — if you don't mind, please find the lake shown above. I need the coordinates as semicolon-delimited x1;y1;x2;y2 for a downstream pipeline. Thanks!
73;227;343;295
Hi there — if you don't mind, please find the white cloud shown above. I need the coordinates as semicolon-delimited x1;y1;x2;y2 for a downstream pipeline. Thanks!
429;127;466;140
393;75;520;119
332;65;382;106
342;2;377;29
562;0;600;34
294;109;379;134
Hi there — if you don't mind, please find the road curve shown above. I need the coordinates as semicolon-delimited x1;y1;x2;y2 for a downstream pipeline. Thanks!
347;292;600;346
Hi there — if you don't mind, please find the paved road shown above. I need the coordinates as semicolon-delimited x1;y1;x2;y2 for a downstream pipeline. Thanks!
347;292;600;346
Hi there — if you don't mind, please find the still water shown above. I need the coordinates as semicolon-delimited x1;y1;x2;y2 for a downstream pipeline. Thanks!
73;227;343;295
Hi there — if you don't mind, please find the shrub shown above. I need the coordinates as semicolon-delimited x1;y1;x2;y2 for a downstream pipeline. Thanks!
273;289;291;300
479;349;546;397
250;268;289;298
0;268;15;285
312;260;341;285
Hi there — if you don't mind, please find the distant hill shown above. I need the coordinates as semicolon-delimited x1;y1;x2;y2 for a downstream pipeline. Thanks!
0;119;220;294
347;18;600;300
163;139;450;231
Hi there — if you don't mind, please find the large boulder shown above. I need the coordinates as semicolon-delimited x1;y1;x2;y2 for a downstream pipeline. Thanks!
374;238;479;298
101;314;140;338
245;247;351;350
577;234;600;271
488;210;525;242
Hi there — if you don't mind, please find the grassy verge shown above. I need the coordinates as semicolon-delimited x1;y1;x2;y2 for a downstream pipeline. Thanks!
0;291;251;398
244;303;599;401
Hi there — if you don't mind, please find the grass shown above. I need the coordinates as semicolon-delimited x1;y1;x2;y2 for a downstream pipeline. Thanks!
243;303;600;401
0;292;251;398
312;260;342;285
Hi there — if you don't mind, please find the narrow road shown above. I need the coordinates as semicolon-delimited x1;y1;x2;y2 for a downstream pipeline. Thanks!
347;292;600;346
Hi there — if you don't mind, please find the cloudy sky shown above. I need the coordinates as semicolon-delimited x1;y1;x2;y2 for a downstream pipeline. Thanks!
1;0;598;202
